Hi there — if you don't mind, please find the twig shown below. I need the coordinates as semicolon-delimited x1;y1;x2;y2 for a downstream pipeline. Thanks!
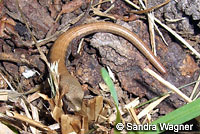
72;0;93;27
144;68;192;103
16;0;50;68
7;111;56;133
34;9;89;47
130;0;171;14
0;53;38;70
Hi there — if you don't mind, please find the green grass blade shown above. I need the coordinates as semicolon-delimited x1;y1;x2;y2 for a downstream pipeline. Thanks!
101;67;200;133
100;67;121;134
114;107;121;134
151;98;200;133
128;98;200;134
101;67;119;106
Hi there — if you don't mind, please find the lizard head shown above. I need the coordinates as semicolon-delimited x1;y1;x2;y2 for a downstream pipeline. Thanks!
60;75;84;112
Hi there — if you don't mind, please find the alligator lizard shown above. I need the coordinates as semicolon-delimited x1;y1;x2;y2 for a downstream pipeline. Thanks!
49;22;167;111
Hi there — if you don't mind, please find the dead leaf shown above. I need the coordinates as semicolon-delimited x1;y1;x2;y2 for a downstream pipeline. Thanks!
82;96;103;122
61;0;83;14
61;114;82;134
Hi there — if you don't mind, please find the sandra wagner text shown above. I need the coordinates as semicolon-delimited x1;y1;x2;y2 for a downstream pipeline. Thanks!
126;123;193;132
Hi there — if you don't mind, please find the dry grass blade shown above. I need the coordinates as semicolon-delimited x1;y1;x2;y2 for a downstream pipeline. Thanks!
154;18;200;58
193;87;200;100
124;97;140;109
0;90;26;101
92;7;116;20
48;61;60;98
91;0;116;20
103;0;114;14
154;23;169;46
20;99;36;133
125;98;140;124
137;93;170;119
7;111;57;133
30;104;40;134
77;38;84;54
190;73;200;100
106;66;116;82
123;0;140;9
148;12;156;55
0;122;15;134
133;0;158;55
0;73;15;91
0;91;8;101
144;68;192;103
124;0;200;58
142;109;159;124
129;108;141;124
140;0;169;49
165;17;185;23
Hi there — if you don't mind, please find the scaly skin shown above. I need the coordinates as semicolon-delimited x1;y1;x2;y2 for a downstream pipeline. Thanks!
49;22;167;111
